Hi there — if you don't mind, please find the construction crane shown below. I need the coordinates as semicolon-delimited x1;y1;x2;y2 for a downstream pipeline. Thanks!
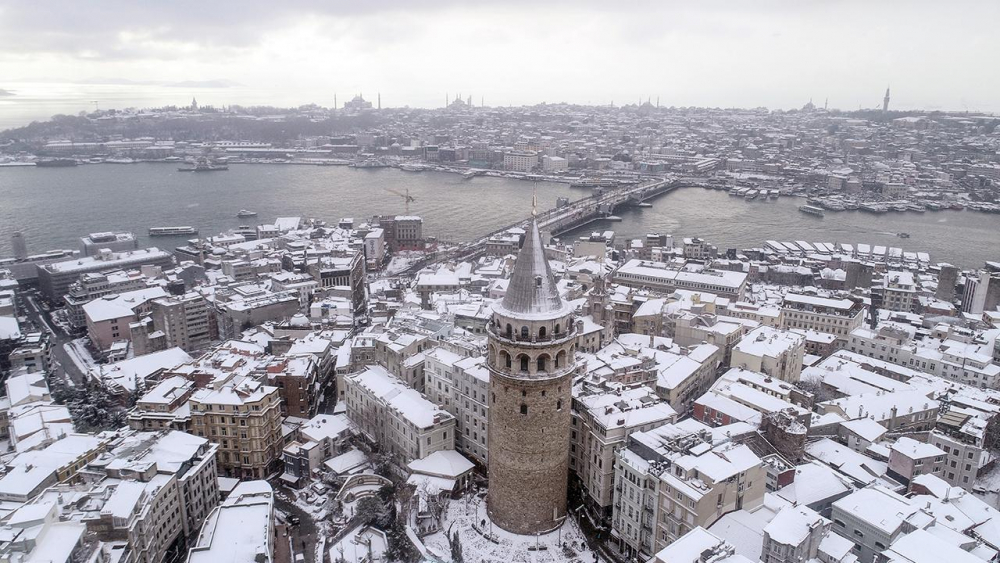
384;187;415;214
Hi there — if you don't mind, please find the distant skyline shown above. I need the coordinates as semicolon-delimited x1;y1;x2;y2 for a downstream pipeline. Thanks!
1;0;999;117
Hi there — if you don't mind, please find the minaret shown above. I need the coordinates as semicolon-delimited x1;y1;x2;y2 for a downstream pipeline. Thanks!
883;86;890;113
486;214;577;535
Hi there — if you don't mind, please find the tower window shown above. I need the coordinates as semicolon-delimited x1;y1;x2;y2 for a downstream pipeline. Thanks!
505;324;512;338
520;404;528;415
520;356;529;372
537;356;548;372
557;399;563;410
520;326;529;340
539;326;546;339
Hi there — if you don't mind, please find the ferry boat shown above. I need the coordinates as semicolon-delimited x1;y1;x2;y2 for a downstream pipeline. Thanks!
149;226;198;236
351;157;389;169
462;169;484;180
236;210;258;218
860;203;888;214
36;158;78;167
798;205;825;217
745;190;758;201
399;163;427;172
179;159;228;172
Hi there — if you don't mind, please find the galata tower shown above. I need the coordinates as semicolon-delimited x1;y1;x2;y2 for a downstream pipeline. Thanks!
486;217;577;534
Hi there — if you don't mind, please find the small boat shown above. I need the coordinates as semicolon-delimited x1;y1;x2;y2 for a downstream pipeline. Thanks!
950;203;965;210
798;205;825;217
236;209;258;218
897;232;911;238
399;163;426;172
149;226;198;236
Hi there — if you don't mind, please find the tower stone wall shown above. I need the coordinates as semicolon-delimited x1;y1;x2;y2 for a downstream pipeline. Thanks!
486;217;577;535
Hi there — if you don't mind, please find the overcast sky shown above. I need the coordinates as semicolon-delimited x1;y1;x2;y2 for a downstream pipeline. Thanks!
2;0;998;112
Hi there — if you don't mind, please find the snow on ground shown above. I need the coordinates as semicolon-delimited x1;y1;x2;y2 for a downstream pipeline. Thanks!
974;465;1000;508
276;486;333;522
64;338;97;374
422;494;607;563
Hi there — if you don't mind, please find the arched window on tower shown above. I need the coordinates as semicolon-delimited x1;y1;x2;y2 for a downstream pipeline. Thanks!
505;324;512;338
519;355;529;372
520;404;528;415
557;399;563;411
520;326;529;340
556;350;566;369
539;326;547;339
500;350;511;370
537;355;548;372
555;323;561;335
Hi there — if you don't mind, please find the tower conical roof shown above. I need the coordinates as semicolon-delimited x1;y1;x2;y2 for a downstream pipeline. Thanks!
497;218;567;318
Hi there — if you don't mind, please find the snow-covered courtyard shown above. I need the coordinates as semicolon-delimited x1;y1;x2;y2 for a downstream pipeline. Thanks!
421;494;606;563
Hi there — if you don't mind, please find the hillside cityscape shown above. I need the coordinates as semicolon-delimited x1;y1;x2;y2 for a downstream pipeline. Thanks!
2;3;1000;563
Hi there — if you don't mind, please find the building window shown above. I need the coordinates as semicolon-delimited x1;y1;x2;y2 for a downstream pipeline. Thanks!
520;404;528;415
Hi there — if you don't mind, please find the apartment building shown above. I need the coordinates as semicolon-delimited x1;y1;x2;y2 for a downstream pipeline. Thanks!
38;247;174;303
612;420;765;561
83;287;168;352
829;486;932;563
344;365;456;465
571;382;676;523
188;481;274;563
189;377;283;479
780;293;865;345
65;269;149;330
214;287;299;341
423;347;490;465
848;323;1000;389
132;292;215;356
731;326;806;383
85;430;220;545
264;355;319;418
